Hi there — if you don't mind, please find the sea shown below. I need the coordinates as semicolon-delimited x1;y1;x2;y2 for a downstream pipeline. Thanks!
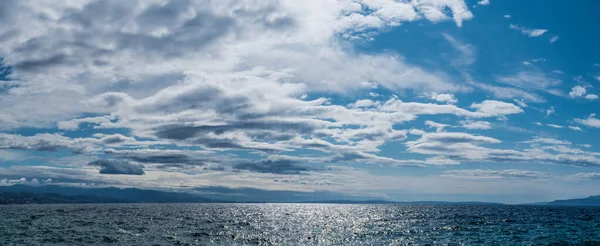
1;204;599;245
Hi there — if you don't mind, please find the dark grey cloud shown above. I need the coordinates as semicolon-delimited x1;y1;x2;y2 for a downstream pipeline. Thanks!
103;149;207;167
99;135;129;144
154;121;318;141
88;159;145;175
13;54;70;72
233;159;313;175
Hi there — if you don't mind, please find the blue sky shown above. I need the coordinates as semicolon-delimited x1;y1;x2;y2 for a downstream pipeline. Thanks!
1;0;600;203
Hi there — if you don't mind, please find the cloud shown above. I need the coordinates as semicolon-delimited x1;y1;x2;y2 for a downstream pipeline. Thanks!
546;124;564;129
568;173;600;180
569;85;587;98
442;169;551;180
428;93;458;104
406;133;600;167
568;126;583;132
88;159;145;175
509;24;548;37
460;120;492;130
103;148;212;167
0;133;98;153
549;35;559;43
233;159;313;175
0;0;476;130
425;120;451;132
504;15;511;19
568;86;596;100
469;100;523;116
576;114;600;128
477;0;490;6
497;71;562;97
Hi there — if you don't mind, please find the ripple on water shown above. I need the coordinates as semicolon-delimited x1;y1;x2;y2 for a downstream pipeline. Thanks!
0;204;599;245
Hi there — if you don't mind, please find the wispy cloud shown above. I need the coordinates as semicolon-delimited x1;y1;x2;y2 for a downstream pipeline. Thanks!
509;24;548;37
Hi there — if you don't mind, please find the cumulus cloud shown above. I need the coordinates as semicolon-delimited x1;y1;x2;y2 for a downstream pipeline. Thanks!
0;0;476;130
428;93;458;104
477;0;490;6
88;159;145;175
576;114;600;128
569;85;587;98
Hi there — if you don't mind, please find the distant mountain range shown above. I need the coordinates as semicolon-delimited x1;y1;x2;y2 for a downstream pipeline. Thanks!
543;196;600;206
0;184;215;204
1;185;600;205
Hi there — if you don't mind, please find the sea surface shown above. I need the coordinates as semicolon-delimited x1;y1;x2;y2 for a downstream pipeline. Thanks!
1;204;599;245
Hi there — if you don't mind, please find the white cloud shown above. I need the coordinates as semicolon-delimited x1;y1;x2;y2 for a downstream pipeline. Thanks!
509;24;548;37
460;120;492;130
585;94;598;100
504;15;511;19
469;100;523;116
568;126;583;132
569;85;587;98
513;99;528;108
0;0;476;130
425;120;450;132
407;133;600;167
533;122;543;126
546;124;564;129
576;114;600;128
522;61;532;65
549;35;559;43
477;0;490;5
428;93;458;104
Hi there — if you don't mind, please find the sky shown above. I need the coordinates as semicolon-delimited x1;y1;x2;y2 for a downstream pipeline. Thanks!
1;0;600;204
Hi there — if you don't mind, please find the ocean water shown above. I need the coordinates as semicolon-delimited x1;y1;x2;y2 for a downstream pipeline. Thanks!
1;204;599;245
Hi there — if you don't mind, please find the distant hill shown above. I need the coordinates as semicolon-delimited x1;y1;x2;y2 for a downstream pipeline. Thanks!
546;196;600;206
0;192;128;204
0;185;216;204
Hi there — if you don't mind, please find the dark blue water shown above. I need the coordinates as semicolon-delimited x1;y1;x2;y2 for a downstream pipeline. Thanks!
1;204;599;245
